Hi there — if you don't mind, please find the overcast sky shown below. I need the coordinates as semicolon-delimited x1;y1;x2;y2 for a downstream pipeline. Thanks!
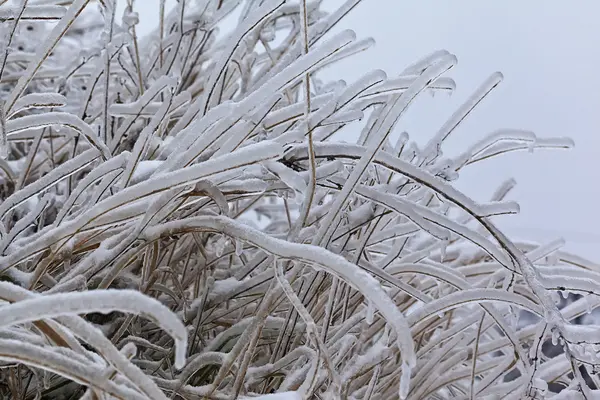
125;0;600;260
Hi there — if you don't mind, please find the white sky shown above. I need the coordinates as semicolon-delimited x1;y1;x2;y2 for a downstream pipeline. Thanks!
126;0;600;260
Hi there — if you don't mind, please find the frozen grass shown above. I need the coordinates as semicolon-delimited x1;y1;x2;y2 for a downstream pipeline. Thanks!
0;0;597;399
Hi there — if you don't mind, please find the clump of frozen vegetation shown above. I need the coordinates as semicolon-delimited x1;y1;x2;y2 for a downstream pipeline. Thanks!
0;0;597;399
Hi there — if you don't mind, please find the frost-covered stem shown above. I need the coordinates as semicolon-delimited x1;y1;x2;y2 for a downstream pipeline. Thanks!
274;259;340;397
159;0;165;70
15;125;47;194
320;276;338;342
420;72;504;166
470;312;485;400
0;101;6;160
563;343;592;399
481;220;565;325
259;37;295;105
230;301;268;399
102;0;117;144
0;0;28;83
127;0;145;95
291;0;317;238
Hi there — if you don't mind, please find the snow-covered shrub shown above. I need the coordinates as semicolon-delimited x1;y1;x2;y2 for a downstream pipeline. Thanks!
0;0;597;399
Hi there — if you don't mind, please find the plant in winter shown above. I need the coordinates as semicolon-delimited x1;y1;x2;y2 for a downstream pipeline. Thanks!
0;0;597;399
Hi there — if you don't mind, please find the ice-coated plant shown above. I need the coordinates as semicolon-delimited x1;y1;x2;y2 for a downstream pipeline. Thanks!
0;0;597;399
